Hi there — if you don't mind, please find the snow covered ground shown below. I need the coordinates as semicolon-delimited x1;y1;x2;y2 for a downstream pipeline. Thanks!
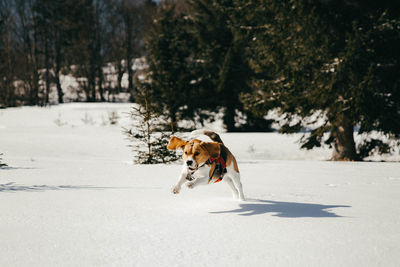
1;103;400;267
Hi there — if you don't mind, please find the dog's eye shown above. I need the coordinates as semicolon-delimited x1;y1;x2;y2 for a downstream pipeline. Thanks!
185;152;188;155
194;152;199;156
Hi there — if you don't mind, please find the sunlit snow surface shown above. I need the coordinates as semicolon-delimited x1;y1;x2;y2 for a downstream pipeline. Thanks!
1;103;400;267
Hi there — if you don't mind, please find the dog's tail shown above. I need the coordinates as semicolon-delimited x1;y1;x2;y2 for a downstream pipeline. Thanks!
191;129;224;144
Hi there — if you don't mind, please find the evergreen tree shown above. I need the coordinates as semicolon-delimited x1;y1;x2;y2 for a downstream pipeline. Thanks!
188;0;258;131
124;85;179;164
143;0;272;132
143;2;197;132
245;0;400;160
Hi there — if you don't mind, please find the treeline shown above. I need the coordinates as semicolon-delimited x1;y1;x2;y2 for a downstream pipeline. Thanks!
1;0;400;160
0;0;155;107
140;0;400;160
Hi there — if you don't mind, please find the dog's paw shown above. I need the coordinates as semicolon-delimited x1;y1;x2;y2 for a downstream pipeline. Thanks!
171;186;180;194
186;182;194;189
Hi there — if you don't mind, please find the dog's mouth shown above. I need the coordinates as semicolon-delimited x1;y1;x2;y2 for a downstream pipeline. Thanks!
188;161;207;173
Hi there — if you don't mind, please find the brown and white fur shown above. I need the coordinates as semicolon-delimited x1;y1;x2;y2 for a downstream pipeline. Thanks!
167;130;245;201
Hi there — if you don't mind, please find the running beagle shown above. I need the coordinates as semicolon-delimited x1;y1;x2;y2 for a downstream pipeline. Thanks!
167;130;245;200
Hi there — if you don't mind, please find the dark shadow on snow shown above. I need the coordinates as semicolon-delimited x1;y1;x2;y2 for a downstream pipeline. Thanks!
1;166;38;170
0;182;115;193
210;199;350;218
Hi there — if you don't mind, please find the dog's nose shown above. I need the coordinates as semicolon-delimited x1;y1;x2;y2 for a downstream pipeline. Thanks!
186;160;193;166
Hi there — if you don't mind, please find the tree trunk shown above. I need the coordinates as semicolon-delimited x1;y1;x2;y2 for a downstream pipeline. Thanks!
26;31;40;106
331;116;358;161
126;55;134;98
54;41;64;104
30;66;40;105
94;3;105;102
124;14;135;99
224;104;236;132
44;37;51;105
89;58;96;102
31;7;40;105
4;26;15;107
117;61;123;93
55;72;63;104
97;65;105;102
169;109;178;133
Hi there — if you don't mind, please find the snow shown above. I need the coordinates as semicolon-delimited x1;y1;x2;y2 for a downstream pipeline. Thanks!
1;103;400;267
25;58;146;104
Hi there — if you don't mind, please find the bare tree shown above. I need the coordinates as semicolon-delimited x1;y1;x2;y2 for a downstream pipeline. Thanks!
15;0;40;105
0;0;17;107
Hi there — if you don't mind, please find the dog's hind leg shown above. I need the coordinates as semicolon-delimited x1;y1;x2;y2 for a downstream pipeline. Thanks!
228;171;245;201
224;177;239;199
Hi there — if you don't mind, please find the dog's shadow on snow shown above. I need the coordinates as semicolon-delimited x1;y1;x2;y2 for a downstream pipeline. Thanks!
0;182;114;193
210;199;350;218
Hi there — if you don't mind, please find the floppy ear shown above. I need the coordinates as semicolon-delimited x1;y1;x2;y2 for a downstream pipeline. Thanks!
167;136;187;150
201;142;220;158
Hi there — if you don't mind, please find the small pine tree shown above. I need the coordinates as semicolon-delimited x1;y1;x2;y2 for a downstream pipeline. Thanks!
0;153;7;167
123;89;179;164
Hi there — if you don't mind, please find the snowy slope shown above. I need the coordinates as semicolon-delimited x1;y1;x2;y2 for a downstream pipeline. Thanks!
1;104;400;267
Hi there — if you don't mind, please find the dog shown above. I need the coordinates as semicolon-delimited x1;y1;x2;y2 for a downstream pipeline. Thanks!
167;130;245;200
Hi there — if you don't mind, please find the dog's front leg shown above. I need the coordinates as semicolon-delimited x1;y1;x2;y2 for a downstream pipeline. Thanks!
186;176;209;189
172;165;189;194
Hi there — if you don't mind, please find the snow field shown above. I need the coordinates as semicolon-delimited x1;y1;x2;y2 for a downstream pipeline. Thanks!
1;103;400;267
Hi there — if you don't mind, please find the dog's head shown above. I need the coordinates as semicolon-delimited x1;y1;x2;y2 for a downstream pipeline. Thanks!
167;136;220;171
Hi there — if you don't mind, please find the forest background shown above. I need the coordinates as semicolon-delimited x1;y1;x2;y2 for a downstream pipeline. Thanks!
1;0;399;161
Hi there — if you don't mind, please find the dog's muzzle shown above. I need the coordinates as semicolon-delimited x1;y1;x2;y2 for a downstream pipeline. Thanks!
186;160;208;181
